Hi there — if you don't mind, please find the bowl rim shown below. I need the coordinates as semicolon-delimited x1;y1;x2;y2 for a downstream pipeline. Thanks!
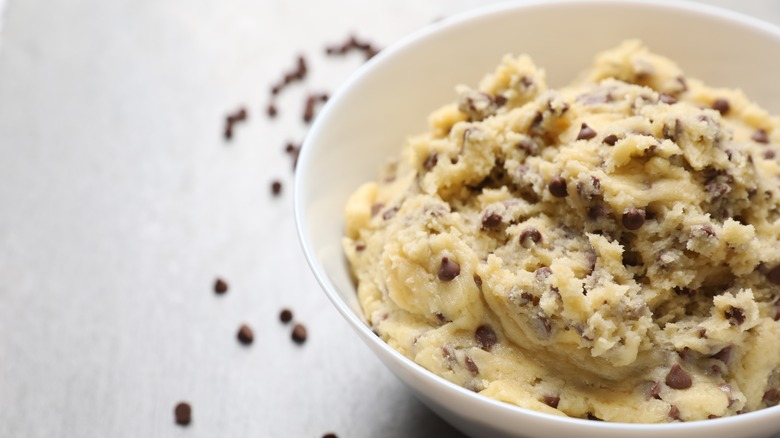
294;0;780;431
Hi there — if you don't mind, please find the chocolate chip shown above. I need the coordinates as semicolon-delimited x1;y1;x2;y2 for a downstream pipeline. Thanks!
659;93;678;104
382;207;399;220
669;405;682;421
370;203;384;217
481;212;502;230
712;98;730;115
576;123;597;140
464;356;479;375
292;323;307;344
548;176;568;197
543;395;560;409
602;134;619;146
622;207;646;230
475;325;497;351
666;364;692;389
493;95;507;107
280;308;293;323
752;128;770;144
325;34;381;61
423;153;438;171
237;324;254;345
725;306;745;325
535;266;552;281
763;388;780;406
586;413;603;421
322;434;338;438
712;346;732;363
214;278;228;295
267;104;277;118
271;180;282;196
224;107;248;140
473;275;483;288
649;381;662;399
174;402;192;426
768;265;780;285
764;150;776;160
587;205;607;220
438;257;461;281
519;227;542;248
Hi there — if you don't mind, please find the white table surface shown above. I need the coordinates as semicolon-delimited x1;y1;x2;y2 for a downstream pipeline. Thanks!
1;1;780;437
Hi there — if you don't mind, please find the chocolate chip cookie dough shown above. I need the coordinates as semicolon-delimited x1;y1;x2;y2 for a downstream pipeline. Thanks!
342;40;780;422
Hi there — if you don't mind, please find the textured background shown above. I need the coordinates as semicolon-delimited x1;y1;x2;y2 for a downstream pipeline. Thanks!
1;1;779;437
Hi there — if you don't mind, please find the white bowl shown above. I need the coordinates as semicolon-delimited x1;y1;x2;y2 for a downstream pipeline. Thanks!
294;1;780;437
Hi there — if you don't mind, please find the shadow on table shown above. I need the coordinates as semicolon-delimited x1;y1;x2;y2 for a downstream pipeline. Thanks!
382;389;470;438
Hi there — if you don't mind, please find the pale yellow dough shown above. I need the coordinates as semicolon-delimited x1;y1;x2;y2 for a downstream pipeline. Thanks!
343;40;780;423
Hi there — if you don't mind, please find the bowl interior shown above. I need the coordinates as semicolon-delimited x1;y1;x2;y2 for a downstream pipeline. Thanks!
296;1;780;436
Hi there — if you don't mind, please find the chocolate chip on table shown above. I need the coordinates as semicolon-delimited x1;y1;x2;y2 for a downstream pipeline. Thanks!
543;395;560;409
303;93;330;123
325;34;381;61
752;128;770;144
475;325;498;351
768;265;780;285
519;227;543;248
548;176;568;197
602;134;619;146
712;98;730;115
438;257;461;281
291;323;308;344
322;434;338;438
174;401;192;426
214;278;228;295
267;103;278;118
269;55;308;98
271;180;283;196
622;207;646;230
223;107;248;140
666;364;692;390
576;122;597;140
725;306;745;325
237;324;254;345
481;212;502;230
423;153;438;171
279;308;293;323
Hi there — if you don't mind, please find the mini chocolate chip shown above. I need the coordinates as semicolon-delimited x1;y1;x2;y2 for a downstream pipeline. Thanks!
669;405;681;421
712;98;730;115
214;278;228;295
764;150;776;160
280;309;293;323
481;213;502;230
271;180;283;196
423;153;438;170
322;434;338;438
548;176;568;197
752;128;770;144
768;265;780;285
370;203;384;217
382;207;399;220
649;381;662;399
473;275;483;288
659;93;678;104
475;325;497;351
464;356;479;375
725;306;745;325
267;104;277;118
712;346;732;363
666;364;692;389
622;207;646;230
291;323;307;344
174;402;192;426
355;243;366;252
602;134;619;146
763;388;780;406
535;266;552;281
519;227;543;248
237;324;254;345
543;395;560;409
493;95;507;107
587;205;607;220
576;123;597;140
586;413;603;421
438;257;461;281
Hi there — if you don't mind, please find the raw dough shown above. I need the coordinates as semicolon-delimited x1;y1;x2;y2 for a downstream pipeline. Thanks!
343;40;780;422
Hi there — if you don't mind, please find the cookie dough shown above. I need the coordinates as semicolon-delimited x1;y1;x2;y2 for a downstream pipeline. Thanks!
342;40;780;423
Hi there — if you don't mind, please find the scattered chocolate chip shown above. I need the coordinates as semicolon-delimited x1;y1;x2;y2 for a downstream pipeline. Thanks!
712;98;730;115
269;56;308;99
267;104;277;118
423;153;438;171
666;364;692;389
481;212;502;230
325;34;381;61
303;93;329;123
280;309;293;323
548;176;568;197
464;356;479;375
602;134;619;146
659;93;678;104
322;434;338;438
271;180;283;196
174;402;192;426
768;265;780;285
438;257;461;281
292;323;307;344
576;123;597;140
223;107;248;140
214;278;229;295
725;306;745;325
622;207;646;230
475;325;498;351
237;324;254;345
752;128;770;144
543;395;560;409
519;227;543;248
